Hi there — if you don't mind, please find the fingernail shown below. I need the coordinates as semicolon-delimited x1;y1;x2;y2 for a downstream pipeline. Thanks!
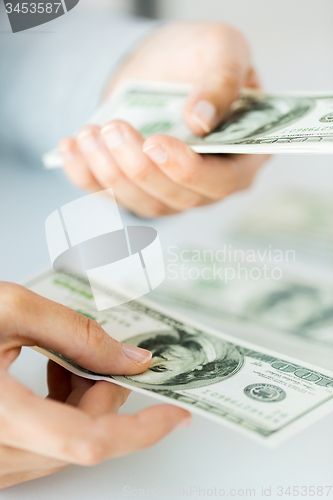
101;124;124;149
191;100;217;133
143;145;168;164
78;130;99;152
122;344;152;365
174;417;192;431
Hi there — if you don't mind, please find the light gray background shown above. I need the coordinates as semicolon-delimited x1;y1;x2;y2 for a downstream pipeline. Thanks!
1;0;333;498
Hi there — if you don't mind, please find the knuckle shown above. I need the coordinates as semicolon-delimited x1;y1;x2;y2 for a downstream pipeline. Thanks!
152;205;169;217
174;167;196;186
75;435;109;466
208;23;240;44
239;174;255;191
135;201;171;218
102;170;122;188
119;387;131;406
219;66;241;90
229;157;260;192
58;137;73;151
215;183;237;200
149;202;173;217
170;195;202;211
111;386;131;410
73;315;107;358
212;23;249;54
126;164;151;183
224;23;248;44
78;447;103;466
182;194;204;209
0;283;27;313
68;171;93;191
89;160;123;188
83;317;105;351
78;179;96;191
134;209;153;219
57;423;110;466
216;170;241;199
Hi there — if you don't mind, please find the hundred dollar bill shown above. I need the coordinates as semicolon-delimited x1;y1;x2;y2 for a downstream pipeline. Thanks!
232;189;333;265
43;81;333;168
27;269;333;446
150;244;333;370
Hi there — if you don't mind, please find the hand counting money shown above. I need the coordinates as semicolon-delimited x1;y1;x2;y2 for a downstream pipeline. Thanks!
27;270;333;446
43;80;333;168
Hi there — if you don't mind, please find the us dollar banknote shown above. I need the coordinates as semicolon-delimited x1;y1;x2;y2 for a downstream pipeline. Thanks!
150;244;333;371
27;270;333;446
43;80;333;167
232;189;333;265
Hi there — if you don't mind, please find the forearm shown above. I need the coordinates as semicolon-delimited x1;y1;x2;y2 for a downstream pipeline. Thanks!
0;8;157;159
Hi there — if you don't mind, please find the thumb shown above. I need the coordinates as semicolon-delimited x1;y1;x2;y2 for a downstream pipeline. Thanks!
183;31;255;135
0;283;152;376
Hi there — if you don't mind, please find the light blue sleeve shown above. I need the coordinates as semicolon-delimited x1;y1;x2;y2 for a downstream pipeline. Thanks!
0;6;157;161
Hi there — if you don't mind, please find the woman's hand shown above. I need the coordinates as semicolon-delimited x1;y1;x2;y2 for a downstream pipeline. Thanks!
59;22;269;218
0;283;190;489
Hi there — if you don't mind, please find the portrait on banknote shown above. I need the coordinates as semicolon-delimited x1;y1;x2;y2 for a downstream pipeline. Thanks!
202;95;314;144
245;283;333;342
122;329;244;390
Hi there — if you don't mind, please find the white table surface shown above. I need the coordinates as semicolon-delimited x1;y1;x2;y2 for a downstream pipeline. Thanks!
1;1;333;497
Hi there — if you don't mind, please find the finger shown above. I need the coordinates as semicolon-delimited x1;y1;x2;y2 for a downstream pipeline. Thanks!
143;135;269;200
184;25;252;134
0;466;65;489
245;66;261;90
47;360;71;403
101;121;209;211
0;371;191;464
59;138;102;192
73;378;131;417
76;126;177;218
47;360;129;415
64;374;95;408
0;283;152;376
0;467;65;490
0;444;65;477
91;404;192;461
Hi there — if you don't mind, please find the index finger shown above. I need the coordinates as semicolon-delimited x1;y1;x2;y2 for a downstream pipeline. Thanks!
0;283;151;376
0;370;191;465
143;135;269;200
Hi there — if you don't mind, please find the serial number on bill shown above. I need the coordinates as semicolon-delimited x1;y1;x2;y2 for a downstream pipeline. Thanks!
5;2;62;14
276;486;332;496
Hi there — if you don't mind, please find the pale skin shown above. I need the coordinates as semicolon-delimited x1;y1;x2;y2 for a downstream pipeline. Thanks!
59;22;270;218
0;283;191;489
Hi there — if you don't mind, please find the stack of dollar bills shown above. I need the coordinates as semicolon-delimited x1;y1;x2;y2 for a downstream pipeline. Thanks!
43;80;333;168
